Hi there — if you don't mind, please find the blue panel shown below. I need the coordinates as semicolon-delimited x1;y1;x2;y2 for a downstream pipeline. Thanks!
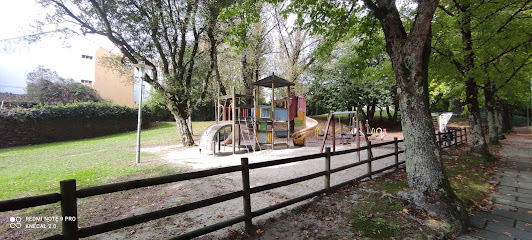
274;108;288;120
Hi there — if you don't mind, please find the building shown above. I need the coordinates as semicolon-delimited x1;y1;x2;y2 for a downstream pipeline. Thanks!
0;35;148;107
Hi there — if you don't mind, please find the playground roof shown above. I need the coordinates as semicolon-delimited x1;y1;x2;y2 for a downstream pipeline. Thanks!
253;74;295;88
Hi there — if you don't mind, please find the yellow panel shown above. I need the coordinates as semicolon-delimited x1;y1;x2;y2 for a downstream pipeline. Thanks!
268;132;272;143
297;111;305;121
256;107;261;118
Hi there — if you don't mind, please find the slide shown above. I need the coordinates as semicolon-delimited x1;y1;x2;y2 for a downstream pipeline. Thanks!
292;117;319;146
199;122;233;154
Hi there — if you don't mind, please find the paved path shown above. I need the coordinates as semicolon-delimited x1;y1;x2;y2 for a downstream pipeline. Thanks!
460;127;532;240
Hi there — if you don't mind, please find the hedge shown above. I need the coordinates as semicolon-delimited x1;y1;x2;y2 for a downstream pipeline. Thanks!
0;102;153;148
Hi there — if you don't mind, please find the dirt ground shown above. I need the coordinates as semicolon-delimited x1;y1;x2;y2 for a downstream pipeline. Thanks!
1;118;406;240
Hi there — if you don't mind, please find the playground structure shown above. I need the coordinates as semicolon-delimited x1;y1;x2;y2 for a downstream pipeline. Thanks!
319;110;364;153
318;109;391;162
199;74;318;155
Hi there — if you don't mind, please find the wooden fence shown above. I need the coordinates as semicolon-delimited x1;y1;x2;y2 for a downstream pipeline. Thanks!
436;127;468;149
0;130;467;240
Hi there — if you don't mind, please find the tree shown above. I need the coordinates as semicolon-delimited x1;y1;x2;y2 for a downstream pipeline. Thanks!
306;34;395;125
433;0;532;152
38;0;226;146
26;65;102;104
288;0;467;233
271;4;319;90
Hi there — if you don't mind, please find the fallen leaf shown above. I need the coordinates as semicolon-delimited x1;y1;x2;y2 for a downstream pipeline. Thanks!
402;208;409;213
525;223;531;226
180;227;186;232
256;229;264;235
293;221;298;225
324;217;331;221
528;211;532;215
503;232;512;237
130;229;136;234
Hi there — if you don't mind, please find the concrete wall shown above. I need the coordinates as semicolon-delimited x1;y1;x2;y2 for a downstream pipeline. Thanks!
93;48;136;107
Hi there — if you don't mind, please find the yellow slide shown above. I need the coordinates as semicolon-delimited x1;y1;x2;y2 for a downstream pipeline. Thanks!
292;116;319;146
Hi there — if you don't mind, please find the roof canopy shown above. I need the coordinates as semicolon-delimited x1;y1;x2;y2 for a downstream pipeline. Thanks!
253;74;295;88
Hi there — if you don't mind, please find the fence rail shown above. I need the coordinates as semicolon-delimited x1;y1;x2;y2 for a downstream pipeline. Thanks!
1;129;468;240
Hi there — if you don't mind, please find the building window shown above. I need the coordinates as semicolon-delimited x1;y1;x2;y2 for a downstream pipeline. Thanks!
81;80;93;84
81;55;93;60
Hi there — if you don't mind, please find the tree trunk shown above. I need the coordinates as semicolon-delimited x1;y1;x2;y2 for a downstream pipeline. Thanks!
466;79;488;156
241;54;253;96
484;84;498;144
503;107;512;133
209;31;226;96
497;111;505;139
167;100;194;146
487;109;499;144
393;101;399;122
459;5;489;157
365;0;467;234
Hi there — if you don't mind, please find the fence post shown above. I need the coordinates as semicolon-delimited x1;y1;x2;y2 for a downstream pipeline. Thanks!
60;179;78;240
394;137;399;170
454;130;458;147
464;127;468;143
367;141;372;179
325;147;331;194
437;131;442;149
241;158;252;233
460;128;463;144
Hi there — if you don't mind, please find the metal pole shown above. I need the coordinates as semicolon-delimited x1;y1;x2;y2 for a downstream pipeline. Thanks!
135;72;144;164
132;62;153;164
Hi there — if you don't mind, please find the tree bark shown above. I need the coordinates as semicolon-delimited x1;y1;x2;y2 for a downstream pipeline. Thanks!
364;0;466;234
466;79;488;155
167;100;194;146
457;2;489;157
502;107;512;133
496;111;505;139
484;83;499;144
487;109;499;144
240;54;253;96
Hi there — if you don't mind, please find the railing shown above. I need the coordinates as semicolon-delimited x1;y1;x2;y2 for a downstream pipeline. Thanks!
0;134;466;240
436;127;468;149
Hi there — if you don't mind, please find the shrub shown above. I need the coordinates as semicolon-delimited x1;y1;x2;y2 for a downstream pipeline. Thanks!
145;91;173;121
0;102;153;148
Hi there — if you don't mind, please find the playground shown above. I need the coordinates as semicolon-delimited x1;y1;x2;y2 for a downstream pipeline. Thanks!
196;74;404;159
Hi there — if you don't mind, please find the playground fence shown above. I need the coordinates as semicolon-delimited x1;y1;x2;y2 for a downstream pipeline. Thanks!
1;130;468;240
436;127;468;149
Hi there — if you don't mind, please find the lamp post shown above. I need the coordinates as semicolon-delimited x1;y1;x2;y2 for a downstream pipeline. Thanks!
132;62;153;164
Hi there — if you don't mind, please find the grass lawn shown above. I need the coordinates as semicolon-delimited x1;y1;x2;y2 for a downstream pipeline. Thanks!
0;121;214;201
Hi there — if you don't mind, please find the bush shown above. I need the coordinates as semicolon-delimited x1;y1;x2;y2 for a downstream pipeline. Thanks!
0;102;153;148
145;91;173;121
1;102;152;123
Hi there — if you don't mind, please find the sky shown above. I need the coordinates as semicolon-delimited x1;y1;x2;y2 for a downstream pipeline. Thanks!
0;0;115;94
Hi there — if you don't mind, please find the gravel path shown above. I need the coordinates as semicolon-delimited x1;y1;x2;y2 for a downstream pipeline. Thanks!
89;140;404;239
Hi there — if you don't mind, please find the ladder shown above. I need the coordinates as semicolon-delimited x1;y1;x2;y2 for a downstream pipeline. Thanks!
238;118;256;153
250;118;262;151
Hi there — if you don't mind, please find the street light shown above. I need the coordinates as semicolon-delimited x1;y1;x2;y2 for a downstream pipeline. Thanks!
132;62;153;164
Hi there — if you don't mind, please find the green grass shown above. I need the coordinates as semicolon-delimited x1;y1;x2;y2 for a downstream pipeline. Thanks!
444;154;496;205
349;195;414;239
0;121;214;200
